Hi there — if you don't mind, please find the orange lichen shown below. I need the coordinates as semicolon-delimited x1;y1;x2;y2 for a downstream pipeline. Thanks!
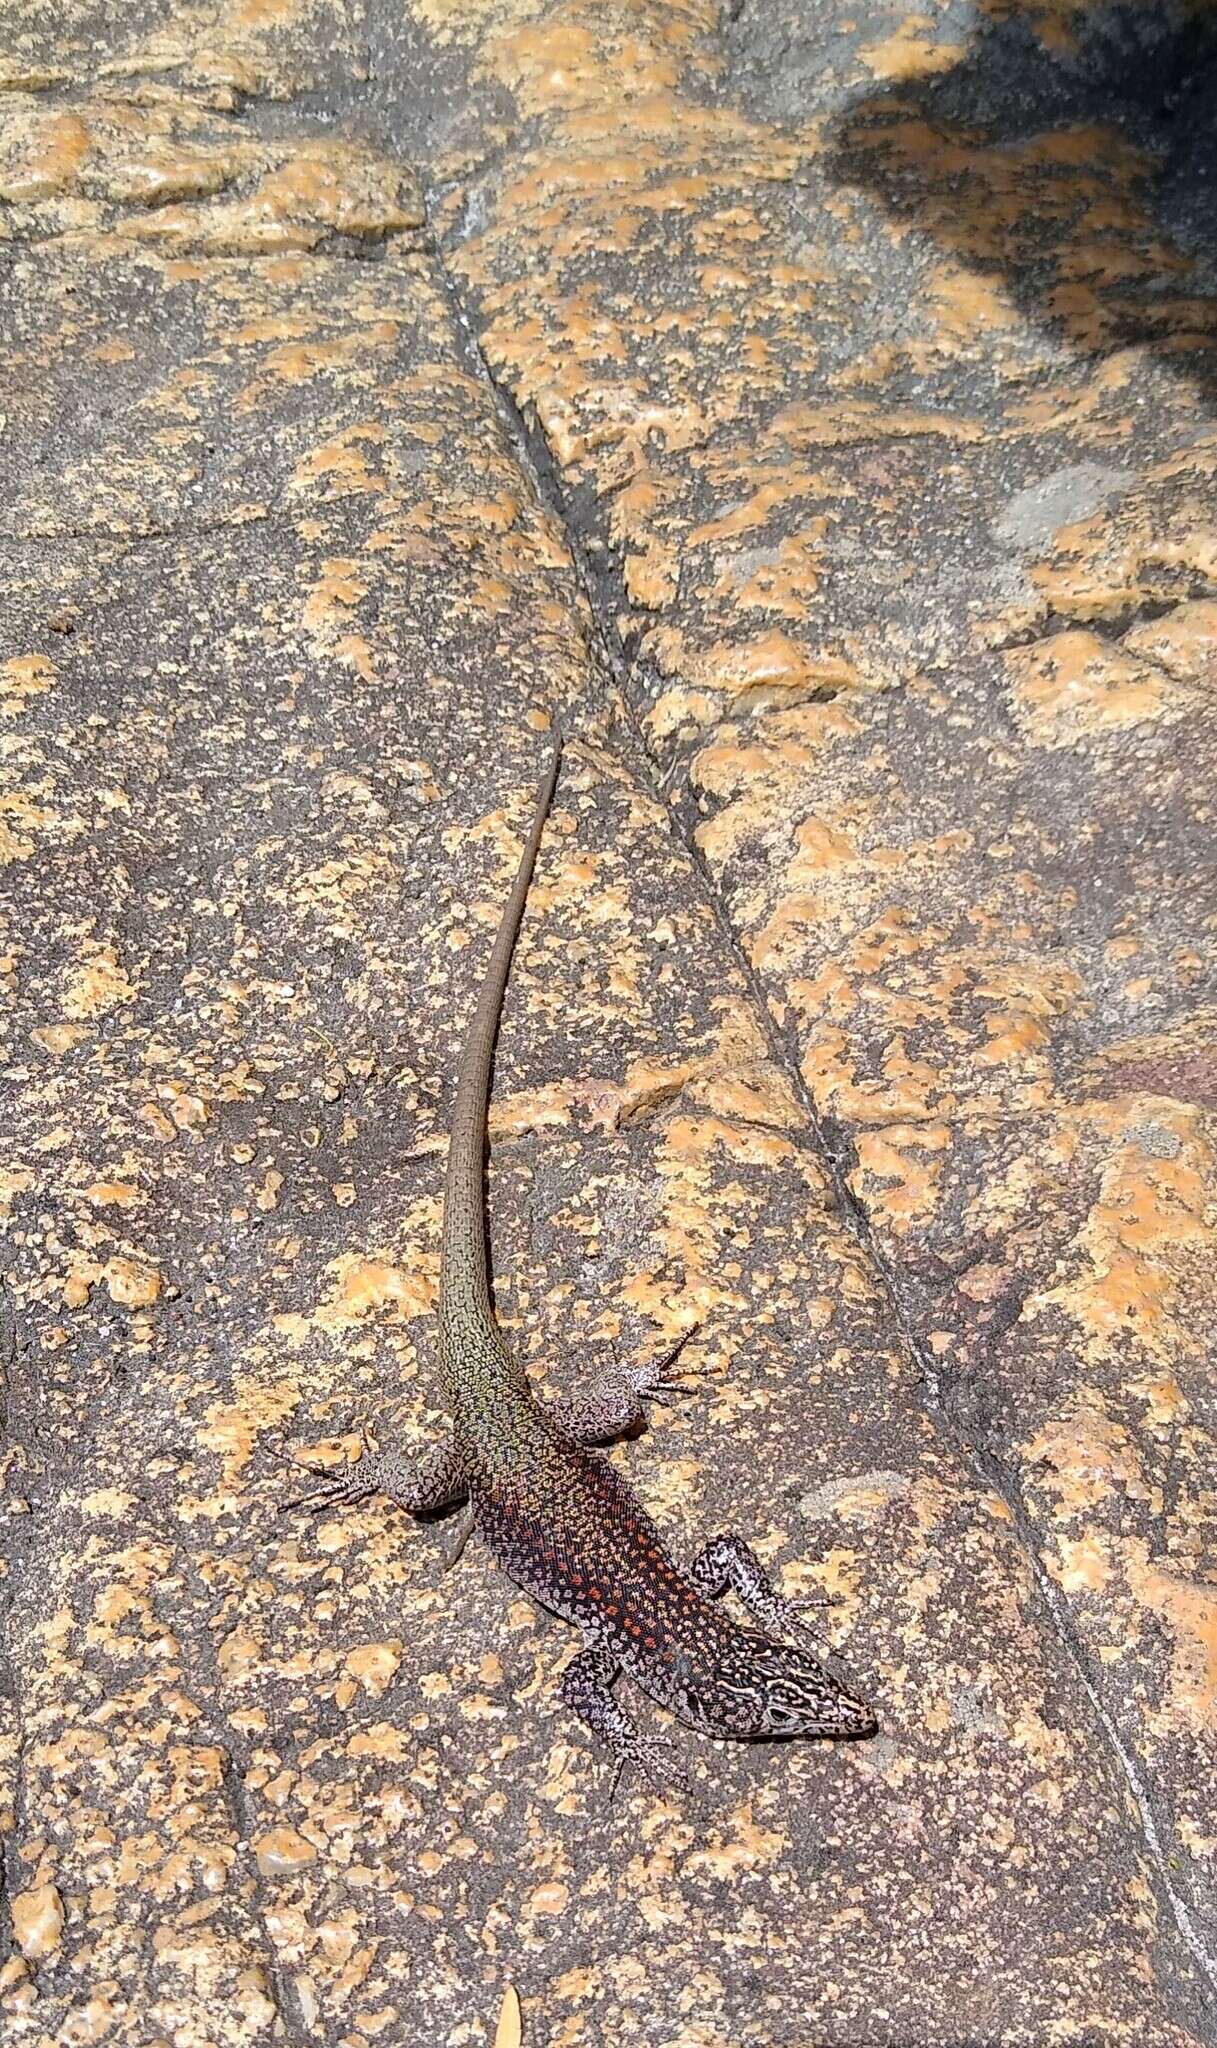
104;1258;162;1308
1006;631;1184;744
1024;1106;1212;1364
0;654;56;715
63;946;137;1020
11;1883;65;1963
1125;1549;1217;1733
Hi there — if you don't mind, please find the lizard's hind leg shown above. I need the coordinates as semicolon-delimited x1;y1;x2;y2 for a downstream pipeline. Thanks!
560;1639;686;1796
283;1429;470;1517
553;1327;702;1446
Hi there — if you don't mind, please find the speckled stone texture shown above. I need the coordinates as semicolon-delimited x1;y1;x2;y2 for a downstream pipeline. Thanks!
1;4;1215;2045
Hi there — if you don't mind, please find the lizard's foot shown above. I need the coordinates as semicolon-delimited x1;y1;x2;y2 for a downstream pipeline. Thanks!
273;1421;372;1508
279;1430;470;1518
555;1324;703;1447
690;1534;837;1654
607;1733;689;1803
561;1641;689;1798
283;1459;384;1514
440;1499;476;1571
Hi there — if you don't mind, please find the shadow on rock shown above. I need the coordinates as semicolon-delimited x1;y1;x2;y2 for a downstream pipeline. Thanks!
825;0;1217;399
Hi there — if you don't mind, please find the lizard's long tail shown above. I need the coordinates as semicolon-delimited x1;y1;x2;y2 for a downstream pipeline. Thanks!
438;733;562;1347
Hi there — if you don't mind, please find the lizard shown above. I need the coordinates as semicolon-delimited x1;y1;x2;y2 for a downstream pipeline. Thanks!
289;733;877;1786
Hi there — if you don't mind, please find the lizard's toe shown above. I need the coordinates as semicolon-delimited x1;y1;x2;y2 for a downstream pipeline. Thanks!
282;1468;379;1514
611;1735;689;1801
762;1590;843;1653
634;1366;701;1404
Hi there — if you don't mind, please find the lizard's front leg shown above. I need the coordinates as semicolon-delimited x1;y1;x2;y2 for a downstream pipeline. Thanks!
690;1534;833;1652
560;1637;685;1794
283;1429;470;1516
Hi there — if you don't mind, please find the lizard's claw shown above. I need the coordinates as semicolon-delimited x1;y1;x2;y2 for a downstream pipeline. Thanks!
268;1438;321;1475
630;1361;702;1405
607;1735;689;1803
634;1322;706;1406
649;1322;702;1371
269;1440;332;1510
644;1372;697;1400
273;1423;387;1513
770;1591;844;1662
441;1500;476;1571
278;1454;382;1516
297;1477;378;1514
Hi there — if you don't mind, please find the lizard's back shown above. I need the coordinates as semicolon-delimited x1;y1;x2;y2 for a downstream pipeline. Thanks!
464;1394;786;1721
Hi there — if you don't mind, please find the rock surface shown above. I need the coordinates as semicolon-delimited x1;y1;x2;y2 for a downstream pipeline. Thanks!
2;3;1215;2044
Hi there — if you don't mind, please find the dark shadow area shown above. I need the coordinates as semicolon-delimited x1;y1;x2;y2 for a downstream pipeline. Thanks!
826;0;1217;401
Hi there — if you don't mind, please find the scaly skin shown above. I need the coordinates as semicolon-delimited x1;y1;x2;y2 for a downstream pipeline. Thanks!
292;737;877;1785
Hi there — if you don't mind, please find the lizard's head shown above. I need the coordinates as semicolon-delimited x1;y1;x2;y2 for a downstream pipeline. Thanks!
672;1634;877;1741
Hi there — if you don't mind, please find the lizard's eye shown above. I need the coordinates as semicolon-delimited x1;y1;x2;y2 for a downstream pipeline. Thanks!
763;1680;809;1731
